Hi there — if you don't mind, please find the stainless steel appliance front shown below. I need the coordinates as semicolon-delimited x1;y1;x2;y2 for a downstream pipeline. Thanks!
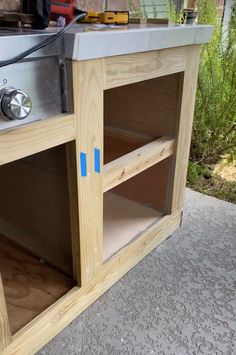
0;29;73;131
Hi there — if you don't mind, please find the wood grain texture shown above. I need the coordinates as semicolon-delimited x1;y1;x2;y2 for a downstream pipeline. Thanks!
0;114;76;166
104;131;153;163
112;157;171;212
0;275;12;352
104;47;186;89
73;60;104;284
103;192;163;260
0;236;74;335
104;125;153;144
3;211;180;355
1;43;201;353
0;148;73;276
169;45;201;212
103;136;174;192
105;73;181;139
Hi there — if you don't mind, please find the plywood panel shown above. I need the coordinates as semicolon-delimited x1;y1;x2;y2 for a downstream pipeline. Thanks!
112;158;171;212
105;73;181;138
0;148;73;275
104;192;163;260
0;236;74;335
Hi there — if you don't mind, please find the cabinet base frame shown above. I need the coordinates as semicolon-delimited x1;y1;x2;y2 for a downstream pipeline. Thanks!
3;210;181;355
0;43;201;354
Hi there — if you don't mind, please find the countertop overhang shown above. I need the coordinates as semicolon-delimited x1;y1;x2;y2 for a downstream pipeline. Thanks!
64;23;213;60
0;23;213;62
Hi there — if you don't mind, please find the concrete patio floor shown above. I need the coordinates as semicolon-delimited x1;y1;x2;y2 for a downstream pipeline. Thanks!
39;188;236;355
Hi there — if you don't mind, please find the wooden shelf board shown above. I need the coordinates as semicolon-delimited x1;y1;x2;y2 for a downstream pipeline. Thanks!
103;192;163;261
104;134;174;192
0;235;74;335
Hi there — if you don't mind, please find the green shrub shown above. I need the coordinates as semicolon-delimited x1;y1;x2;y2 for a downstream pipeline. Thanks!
191;0;236;165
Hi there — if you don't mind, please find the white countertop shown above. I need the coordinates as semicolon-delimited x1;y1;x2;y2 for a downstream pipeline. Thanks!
64;23;213;60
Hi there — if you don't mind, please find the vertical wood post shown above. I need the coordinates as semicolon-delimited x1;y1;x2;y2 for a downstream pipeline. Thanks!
66;141;81;283
169;45;201;212
0;275;12;352
73;59;104;284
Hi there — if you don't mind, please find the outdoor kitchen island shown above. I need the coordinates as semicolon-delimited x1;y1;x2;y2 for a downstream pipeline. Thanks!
0;23;213;354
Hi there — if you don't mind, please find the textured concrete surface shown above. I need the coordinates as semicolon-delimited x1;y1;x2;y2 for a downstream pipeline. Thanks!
38;189;236;355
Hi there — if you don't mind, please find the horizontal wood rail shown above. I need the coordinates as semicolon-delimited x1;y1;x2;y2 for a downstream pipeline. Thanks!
104;47;186;89
103;136;174;192
0;114;76;166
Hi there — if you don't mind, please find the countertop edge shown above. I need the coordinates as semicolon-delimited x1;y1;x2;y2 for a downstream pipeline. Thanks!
64;25;213;61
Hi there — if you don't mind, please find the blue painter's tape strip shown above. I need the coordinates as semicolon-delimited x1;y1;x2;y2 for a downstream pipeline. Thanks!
80;152;87;177
94;148;101;174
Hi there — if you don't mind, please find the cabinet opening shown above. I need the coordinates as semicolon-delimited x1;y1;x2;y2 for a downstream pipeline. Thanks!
0;144;77;334
104;72;183;163
103;157;172;261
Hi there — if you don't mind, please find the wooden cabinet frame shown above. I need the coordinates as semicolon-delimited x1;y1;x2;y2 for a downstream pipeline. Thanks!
0;44;200;354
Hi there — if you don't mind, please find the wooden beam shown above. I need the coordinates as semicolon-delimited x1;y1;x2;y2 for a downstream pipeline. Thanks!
169;45;201;212
0;275;12;352
104;47;187;89
73;59;104;284
0;114;76;166
103;137;174;192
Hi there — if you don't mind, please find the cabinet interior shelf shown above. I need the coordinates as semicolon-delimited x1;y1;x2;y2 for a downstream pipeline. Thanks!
103;192;163;261
104;126;174;192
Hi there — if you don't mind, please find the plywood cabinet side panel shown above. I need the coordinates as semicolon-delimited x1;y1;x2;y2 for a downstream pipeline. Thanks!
112;158;171;211
0;275;12;351
0;159;73;275
104;73;181;138
73;59;104;284
170;45;201;211
104;47;187;89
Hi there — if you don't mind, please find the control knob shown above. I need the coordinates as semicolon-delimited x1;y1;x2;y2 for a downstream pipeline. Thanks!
0;87;32;120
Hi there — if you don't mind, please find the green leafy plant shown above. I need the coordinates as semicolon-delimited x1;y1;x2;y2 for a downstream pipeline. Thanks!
191;0;236;165
167;0;185;23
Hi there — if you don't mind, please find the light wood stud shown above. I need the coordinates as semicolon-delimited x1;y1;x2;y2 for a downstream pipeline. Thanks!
73;60;104;284
170;45;201;212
